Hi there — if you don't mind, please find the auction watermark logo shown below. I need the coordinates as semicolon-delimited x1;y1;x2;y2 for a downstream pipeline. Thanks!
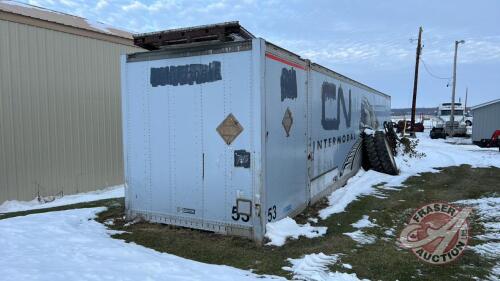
399;202;472;264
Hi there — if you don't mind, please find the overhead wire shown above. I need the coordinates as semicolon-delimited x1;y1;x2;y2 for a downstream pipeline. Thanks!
419;57;452;81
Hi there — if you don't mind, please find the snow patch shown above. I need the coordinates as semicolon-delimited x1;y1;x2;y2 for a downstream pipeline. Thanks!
342;263;353;269
319;169;382;219
308;217;319;224
454;197;500;279
351;216;378;228
344;230;376;245
488;264;500;281
455;197;500;223
470;242;500;259
319;133;500;220
384;228;396;237
0;185;124;214
265;217;327;246
124;217;142;227
0;208;282;281
363;128;374;135
283;253;367;281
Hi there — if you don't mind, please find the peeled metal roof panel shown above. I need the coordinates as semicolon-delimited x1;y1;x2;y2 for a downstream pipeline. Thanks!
133;21;255;50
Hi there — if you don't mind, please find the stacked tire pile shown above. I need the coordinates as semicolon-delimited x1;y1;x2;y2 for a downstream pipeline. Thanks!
361;123;399;176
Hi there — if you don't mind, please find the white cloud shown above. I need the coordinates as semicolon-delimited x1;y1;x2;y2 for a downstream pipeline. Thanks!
96;0;108;10
121;0;176;13
121;1;148;11
16;0;500;69
204;1;226;11
59;0;78;7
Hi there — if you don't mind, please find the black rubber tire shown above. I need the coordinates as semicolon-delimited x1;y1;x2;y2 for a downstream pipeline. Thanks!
384;124;398;156
362;131;399;175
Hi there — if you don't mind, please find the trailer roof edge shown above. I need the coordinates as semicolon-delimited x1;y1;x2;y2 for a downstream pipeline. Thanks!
134;21;255;38
470;98;500;110
264;41;389;99
311;62;389;98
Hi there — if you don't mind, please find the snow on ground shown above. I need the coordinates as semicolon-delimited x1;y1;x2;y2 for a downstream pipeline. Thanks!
1;133;497;281
489;265;500;281
0;185;124;214
351;216;378;229
319;170;380;219
282;253;367;281
0;208;283;281
265;217;327;246
319;133;500;220
445;137;473;145
342;264;353;269
309;217;319;223
384;228;396;237
343;230;376;245
363;128;374;135
344;215;379;245
454;197;500;280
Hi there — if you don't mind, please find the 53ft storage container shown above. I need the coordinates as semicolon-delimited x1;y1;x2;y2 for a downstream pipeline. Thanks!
121;22;391;242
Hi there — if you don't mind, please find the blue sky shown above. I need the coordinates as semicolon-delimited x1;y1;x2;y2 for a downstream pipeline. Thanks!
23;0;500;108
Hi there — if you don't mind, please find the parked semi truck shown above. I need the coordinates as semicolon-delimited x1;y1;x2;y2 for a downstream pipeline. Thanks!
121;22;392;242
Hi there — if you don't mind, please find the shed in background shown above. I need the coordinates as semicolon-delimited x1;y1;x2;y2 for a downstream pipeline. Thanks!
470;98;500;146
0;1;142;203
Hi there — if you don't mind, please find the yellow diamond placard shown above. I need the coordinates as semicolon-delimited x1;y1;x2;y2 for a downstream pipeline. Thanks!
216;113;243;145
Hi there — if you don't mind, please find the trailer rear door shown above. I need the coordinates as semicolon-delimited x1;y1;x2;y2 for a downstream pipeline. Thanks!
264;51;308;223
148;57;204;219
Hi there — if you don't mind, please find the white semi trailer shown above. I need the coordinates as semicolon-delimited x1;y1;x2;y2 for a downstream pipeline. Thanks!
121;22;391;242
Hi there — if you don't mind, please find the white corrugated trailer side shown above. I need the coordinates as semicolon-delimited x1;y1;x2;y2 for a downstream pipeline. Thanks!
471;99;500;146
121;36;390;243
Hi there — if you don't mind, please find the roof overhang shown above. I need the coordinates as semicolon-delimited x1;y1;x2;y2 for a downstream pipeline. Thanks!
471;98;500;111
0;1;136;47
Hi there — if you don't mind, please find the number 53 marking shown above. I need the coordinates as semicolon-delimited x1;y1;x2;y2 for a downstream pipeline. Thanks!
267;205;277;222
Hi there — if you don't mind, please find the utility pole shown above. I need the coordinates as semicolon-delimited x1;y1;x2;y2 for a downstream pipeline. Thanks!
450;40;465;136
410;26;423;135
464;87;468;113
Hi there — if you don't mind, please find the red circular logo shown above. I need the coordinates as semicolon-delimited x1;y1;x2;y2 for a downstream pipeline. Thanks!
399;202;472;264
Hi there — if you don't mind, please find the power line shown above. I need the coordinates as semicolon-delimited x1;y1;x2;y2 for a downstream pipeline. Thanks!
420;57;452;80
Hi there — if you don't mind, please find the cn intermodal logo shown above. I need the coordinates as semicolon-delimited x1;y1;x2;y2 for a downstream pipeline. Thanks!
399;202;472;264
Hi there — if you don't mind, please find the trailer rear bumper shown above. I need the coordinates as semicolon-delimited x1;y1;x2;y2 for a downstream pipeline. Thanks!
127;209;254;238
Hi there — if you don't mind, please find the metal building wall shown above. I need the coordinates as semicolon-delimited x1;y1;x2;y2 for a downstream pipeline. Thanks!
472;102;500;141
0;19;141;203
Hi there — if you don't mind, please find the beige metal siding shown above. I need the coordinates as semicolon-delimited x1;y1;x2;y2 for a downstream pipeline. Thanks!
0;19;141;203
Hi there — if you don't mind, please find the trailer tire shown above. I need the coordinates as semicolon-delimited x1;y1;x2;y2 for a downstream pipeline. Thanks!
384;122;398;156
362;131;399;175
362;133;381;171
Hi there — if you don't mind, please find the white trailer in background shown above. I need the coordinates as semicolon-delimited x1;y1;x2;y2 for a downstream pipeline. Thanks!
121;22;391;242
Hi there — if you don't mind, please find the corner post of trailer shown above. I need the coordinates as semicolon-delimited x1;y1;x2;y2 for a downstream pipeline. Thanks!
252;38;267;244
305;59;313;204
120;53;130;212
